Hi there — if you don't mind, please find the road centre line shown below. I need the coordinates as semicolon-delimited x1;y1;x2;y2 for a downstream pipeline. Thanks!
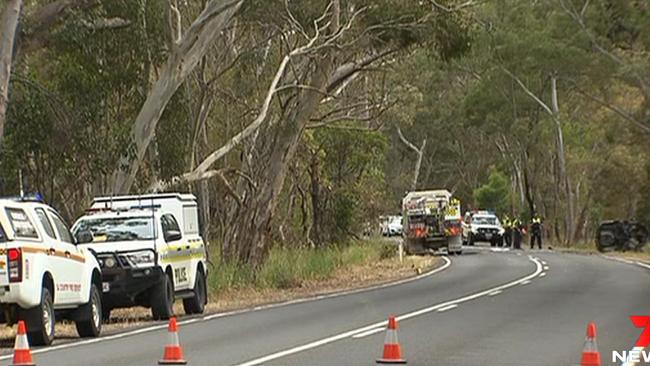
351;327;385;339
233;256;544;366
0;256;453;361
437;304;458;312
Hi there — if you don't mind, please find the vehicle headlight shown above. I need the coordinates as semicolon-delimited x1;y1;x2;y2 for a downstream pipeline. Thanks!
103;257;117;269
125;251;155;267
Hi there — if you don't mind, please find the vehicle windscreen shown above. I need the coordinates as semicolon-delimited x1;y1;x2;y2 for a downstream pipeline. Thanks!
473;216;498;225
74;216;156;242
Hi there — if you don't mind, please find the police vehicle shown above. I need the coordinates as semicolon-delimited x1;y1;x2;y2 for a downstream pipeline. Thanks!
0;194;103;345
462;210;505;246
72;193;208;321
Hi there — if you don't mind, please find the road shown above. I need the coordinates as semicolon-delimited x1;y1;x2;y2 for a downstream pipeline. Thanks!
1;247;648;366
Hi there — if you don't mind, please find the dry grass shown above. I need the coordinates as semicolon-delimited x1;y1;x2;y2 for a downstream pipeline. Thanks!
0;253;440;349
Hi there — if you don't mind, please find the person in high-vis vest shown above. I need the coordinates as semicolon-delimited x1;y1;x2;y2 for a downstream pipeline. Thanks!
530;215;543;249
502;215;512;248
512;218;523;249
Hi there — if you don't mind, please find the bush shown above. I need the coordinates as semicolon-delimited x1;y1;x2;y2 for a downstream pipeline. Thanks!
207;239;391;292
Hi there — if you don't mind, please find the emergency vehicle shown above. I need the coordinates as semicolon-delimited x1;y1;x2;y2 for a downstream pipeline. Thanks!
0;195;103;345
72;193;208;321
402;190;463;255
462;210;505;246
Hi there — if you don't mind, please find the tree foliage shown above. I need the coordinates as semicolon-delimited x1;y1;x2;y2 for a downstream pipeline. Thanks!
0;0;647;265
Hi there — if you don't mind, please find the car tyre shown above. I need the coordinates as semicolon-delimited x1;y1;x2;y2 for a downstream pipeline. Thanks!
21;286;55;346
183;269;207;315
151;273;174;320
75;283;102;338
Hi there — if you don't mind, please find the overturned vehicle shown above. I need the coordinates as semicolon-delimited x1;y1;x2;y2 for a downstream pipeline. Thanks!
596;220;648;252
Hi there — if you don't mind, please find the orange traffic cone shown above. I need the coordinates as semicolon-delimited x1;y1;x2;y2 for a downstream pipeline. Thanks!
159;318;187;365
376;315;407;364
580;322;601;366
11;321;35;366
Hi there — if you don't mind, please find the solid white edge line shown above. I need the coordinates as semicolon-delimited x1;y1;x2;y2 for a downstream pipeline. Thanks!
233;256;544;366
0;256;453;361
437;304;458;312
635;261;650;270
598;256;650;366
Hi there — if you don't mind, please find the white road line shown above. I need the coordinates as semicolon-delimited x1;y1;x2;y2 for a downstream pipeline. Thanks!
543;266;549;270
351;327;384;339
233;256;544;366
0;257;454;361
437;304;458;312
542;261;547;265
488;290;502;296
635;261;650;270
540;272;546;277
520;280;532;285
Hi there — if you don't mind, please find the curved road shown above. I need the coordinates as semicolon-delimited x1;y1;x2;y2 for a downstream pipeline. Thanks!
1;248;648;365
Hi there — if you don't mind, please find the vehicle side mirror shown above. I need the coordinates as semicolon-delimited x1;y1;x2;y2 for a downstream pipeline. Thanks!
75;230;93;244
164;230;182;242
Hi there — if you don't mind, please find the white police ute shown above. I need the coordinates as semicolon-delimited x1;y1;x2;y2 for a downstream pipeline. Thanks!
72;193;208;321
0;194;103;345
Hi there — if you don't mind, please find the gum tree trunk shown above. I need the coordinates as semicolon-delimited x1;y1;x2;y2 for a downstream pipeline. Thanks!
0;0;22;143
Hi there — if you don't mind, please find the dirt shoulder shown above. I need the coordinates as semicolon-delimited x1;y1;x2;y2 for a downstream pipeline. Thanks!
554;244;650;263
0;254;442;346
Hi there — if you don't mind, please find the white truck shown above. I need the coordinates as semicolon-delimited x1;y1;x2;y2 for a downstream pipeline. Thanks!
402;190;463;255
0;196;103;345
72;193;208;320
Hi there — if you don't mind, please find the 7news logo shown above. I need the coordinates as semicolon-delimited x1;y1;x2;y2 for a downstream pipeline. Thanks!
613;316;650;363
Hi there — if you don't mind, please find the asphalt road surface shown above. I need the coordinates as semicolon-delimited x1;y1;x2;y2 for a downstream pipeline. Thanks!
1;247;648;366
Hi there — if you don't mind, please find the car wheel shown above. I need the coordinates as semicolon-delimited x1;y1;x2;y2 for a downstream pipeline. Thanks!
151;273;174;320
75;283;102;338
183;269;207;315
20;286;55;346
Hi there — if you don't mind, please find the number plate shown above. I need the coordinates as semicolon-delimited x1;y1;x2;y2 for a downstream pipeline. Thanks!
102;282;110;293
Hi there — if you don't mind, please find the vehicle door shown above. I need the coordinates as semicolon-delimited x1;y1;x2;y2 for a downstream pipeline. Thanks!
46;209;85;304
161;214;190;291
